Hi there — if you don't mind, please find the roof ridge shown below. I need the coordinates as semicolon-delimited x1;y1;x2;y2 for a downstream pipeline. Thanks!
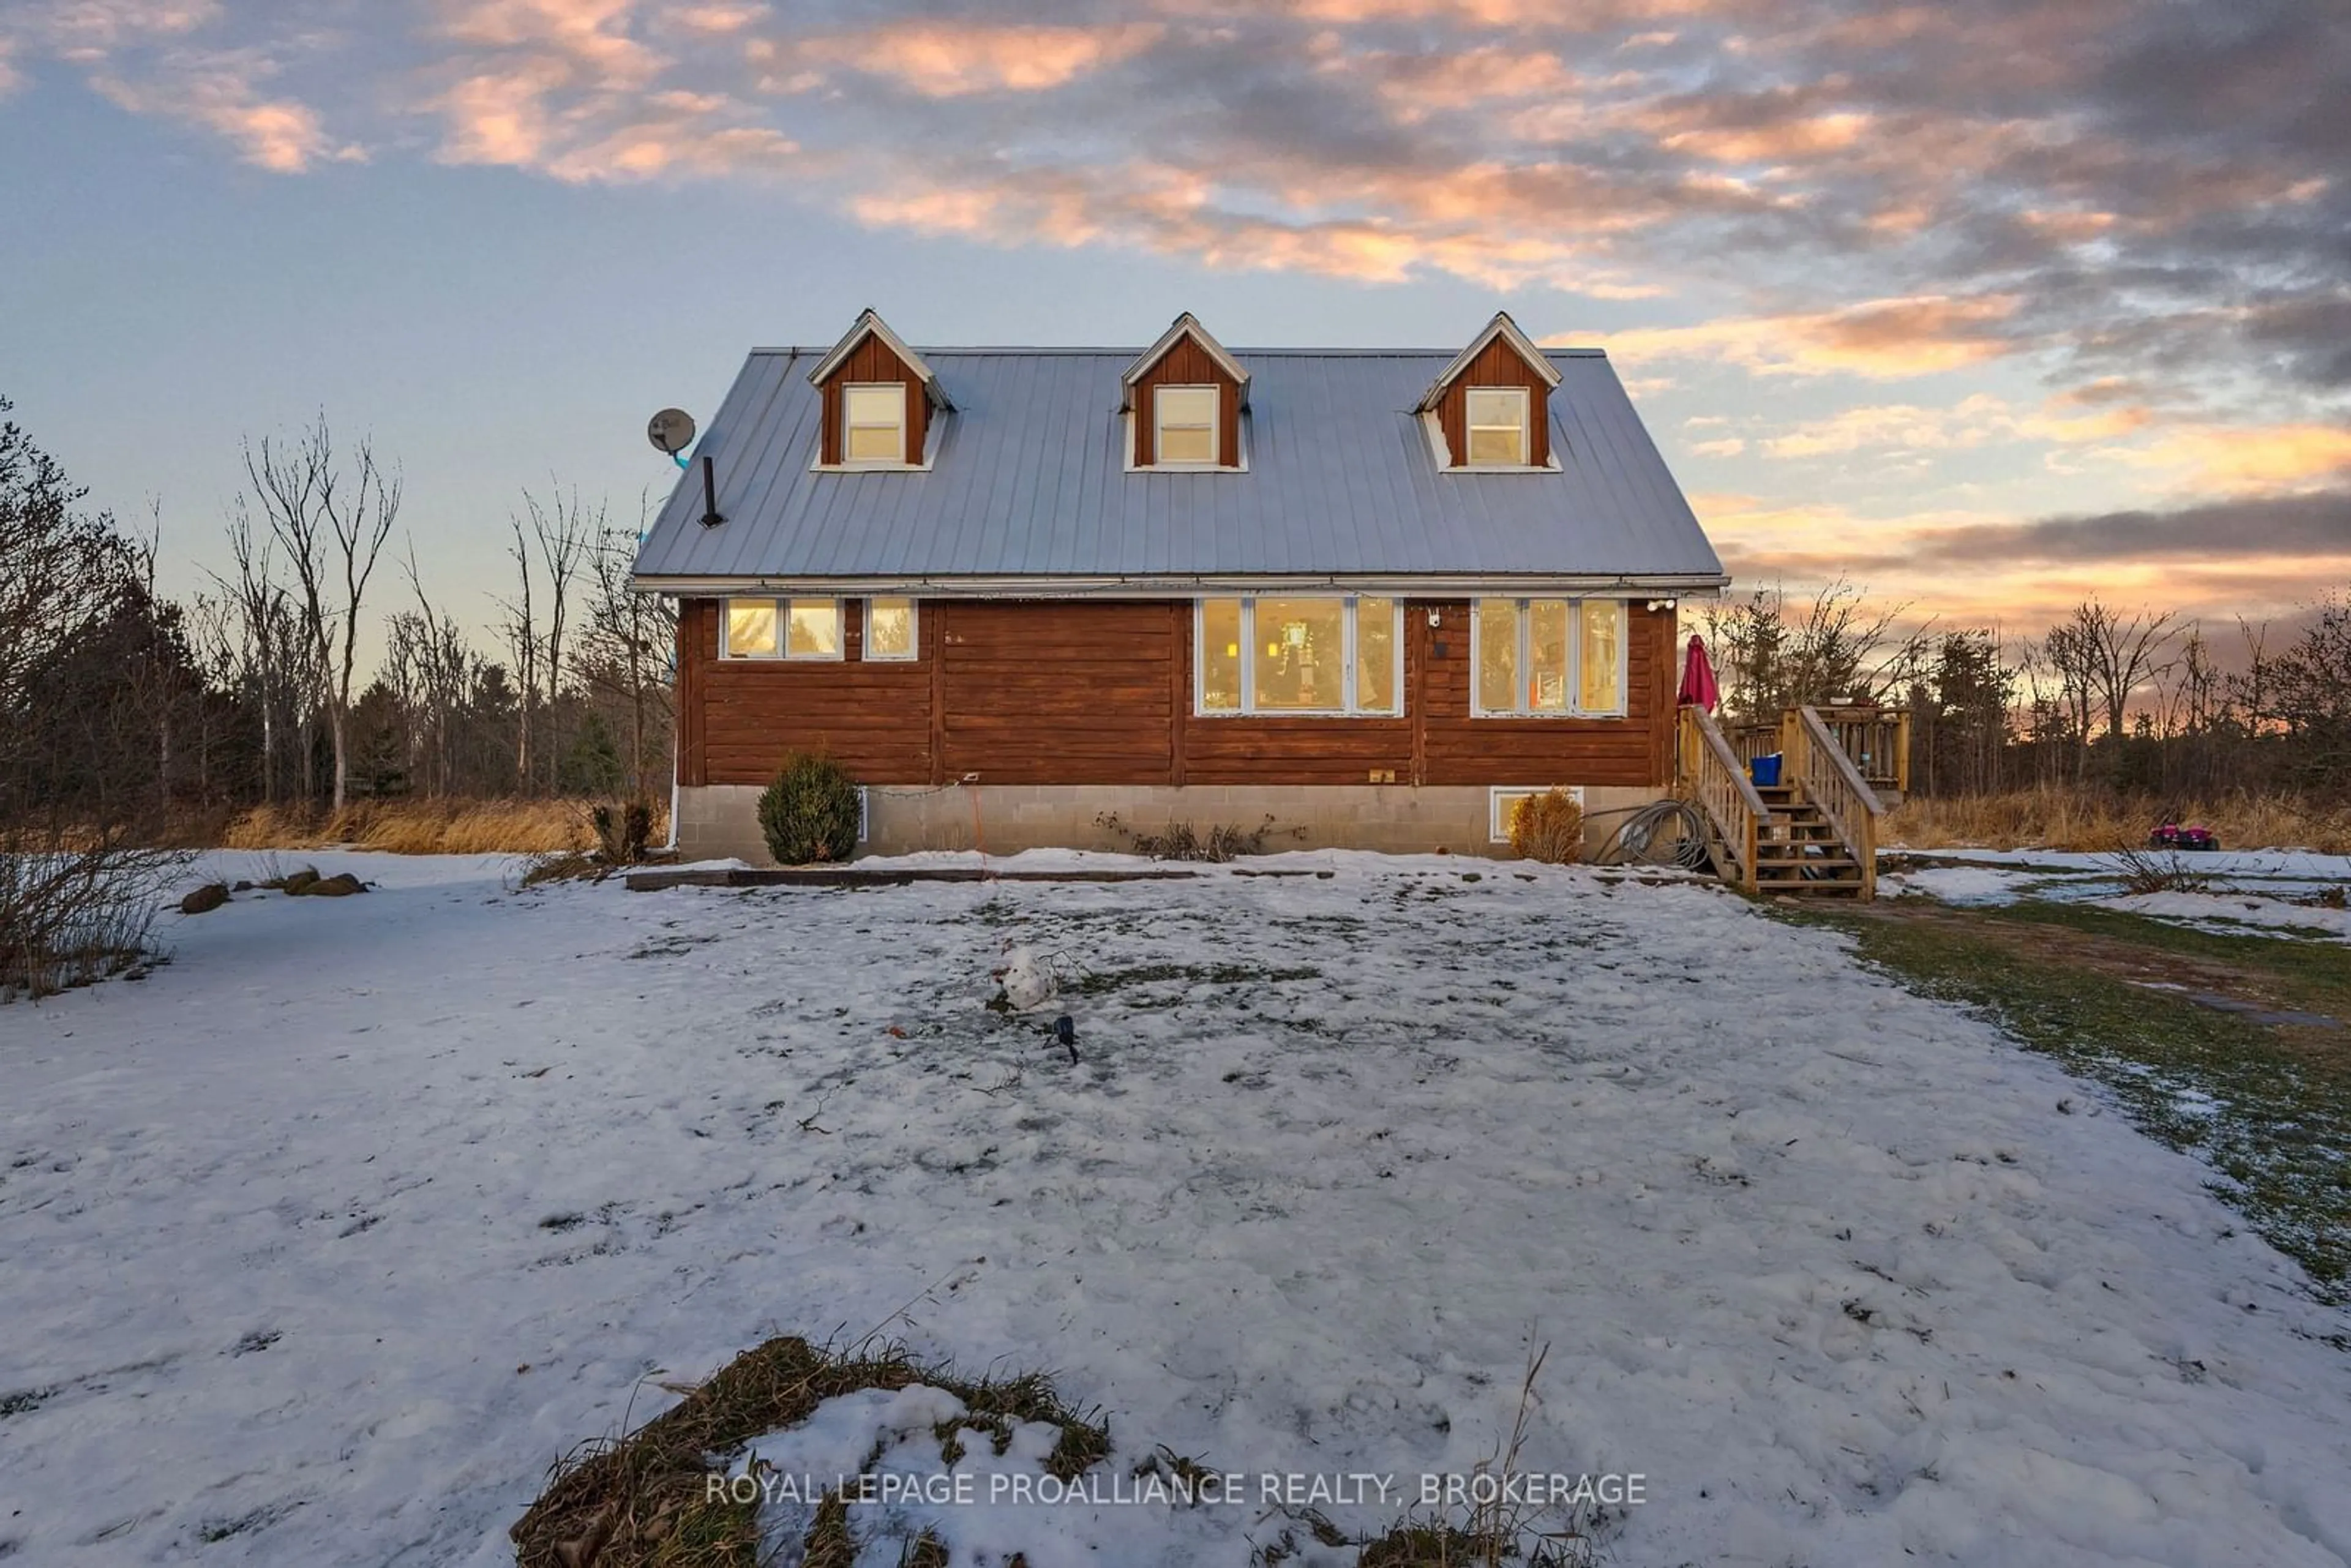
746;345;1610;359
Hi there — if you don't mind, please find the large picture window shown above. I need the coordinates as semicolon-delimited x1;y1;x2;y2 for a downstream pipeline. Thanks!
1471;599;1625;716
724;597;843;660
1196;597;1401;716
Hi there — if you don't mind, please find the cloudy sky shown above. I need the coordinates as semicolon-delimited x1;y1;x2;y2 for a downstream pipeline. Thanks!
2;0;2345;640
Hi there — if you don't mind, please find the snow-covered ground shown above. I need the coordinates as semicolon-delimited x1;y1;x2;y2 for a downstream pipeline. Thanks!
1881;849;2351;940
4;850;2350;1566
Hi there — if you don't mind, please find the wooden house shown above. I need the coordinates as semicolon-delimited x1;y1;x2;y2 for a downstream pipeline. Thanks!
632;309;1730;861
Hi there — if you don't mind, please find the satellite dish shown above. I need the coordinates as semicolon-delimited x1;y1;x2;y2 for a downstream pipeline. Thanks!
647;408;697;456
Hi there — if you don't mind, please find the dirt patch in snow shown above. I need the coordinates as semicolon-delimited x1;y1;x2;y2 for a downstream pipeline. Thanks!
1845;899;2348;1059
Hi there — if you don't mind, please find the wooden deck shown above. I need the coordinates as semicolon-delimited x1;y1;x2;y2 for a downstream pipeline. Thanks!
1725;705;1909;804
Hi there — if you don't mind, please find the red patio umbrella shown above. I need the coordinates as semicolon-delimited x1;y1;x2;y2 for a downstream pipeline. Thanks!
1678;633;1720;712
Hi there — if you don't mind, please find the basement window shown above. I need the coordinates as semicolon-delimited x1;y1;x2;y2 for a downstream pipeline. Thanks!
842;383;907;465
864;596;917;660
724;597;842;661
1491;785;1584;844
1195;596;1401;716
1471;599;1624;716
1464;387;1529;467
1155;386;1218;465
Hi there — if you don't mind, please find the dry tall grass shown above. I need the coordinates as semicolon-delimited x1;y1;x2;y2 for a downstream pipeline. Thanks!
1886;790;2351;854
216;798;667;856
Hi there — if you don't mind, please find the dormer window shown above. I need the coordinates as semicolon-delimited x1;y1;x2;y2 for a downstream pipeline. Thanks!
808;309;950;470
1419;312;1562;472
1465;388;1529;467
1155;386;1218;465
1123;313;1248;470
843;384;907;465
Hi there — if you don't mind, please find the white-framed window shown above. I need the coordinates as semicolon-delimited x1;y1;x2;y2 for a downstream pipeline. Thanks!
723;596;844;661
1155;385;1218;465
864;596;917;661
842;383;907;465
1470;599;1627;716
1464;386;1529;467
1195;596;1402;716
1490;784;1584;843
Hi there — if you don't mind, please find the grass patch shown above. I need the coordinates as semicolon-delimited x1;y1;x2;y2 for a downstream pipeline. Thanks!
1093;812;1304;861
1806;902;2351;1302
509;1335;1109;1568
1990;900;2351;1022
1070;961;1321;996
0;1387;53;1419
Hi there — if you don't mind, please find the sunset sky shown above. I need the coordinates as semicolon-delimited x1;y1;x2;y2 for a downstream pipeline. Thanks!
2;0;2344;643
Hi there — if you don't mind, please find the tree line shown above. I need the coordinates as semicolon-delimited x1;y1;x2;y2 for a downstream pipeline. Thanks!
1703;580;2351;801
5;399;676;831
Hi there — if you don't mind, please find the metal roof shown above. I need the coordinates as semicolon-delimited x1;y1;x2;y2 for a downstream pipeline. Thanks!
632;346;1725;592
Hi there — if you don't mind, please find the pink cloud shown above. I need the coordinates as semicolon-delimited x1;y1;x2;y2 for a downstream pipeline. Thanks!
779;21;1163;97
1572;295;2025;380
92;51;357;171
433;0;659;85
39;0;220;58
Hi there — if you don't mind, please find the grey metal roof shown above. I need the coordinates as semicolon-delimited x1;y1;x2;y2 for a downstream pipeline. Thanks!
632;347;1723;590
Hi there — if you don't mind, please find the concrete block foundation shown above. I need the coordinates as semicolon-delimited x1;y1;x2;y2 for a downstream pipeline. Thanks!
675;782;1665;865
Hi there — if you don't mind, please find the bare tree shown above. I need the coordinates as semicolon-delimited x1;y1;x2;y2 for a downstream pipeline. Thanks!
1703;579;1925;721
1;395;187;996
523;485;597;792
580;506;677;800
216;506;287;803
2058;599;2180;742
241;414;400;814
395;542;482;798
503;516;539;793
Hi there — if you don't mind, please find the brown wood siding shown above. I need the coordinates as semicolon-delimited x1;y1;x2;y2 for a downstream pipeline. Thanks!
698;598;936;784
1415;600;1672;787
1175;598;1416;784
1130;336;1242;468
940;601;1174;784
677;598;711;786
682;598;1678;790
817;335;930;466
1434;337;1552;468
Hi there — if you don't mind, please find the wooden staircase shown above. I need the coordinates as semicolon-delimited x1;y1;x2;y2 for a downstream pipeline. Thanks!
1678;705;1886;900
1750;782;1867;898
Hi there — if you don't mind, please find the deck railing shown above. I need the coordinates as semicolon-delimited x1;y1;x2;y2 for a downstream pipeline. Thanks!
1811;705;1910;797
1724;705;1908;798
1787;705;1887;899
1678;705;1766;894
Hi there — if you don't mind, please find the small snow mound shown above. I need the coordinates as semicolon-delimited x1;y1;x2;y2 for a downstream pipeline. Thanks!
999;945;1059;1011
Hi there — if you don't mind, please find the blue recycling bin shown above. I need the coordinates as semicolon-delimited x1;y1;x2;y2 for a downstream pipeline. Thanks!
1750;753;1783;787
